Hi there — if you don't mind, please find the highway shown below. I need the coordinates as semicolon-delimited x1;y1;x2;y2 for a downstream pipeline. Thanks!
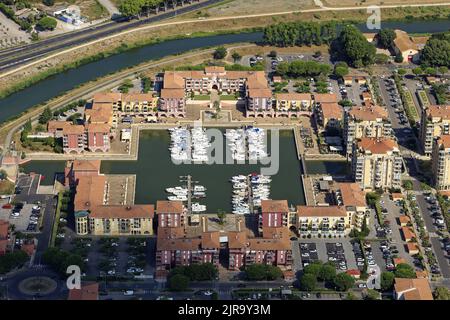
0;0;223;72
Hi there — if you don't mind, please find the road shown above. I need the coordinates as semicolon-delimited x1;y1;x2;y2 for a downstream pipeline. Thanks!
0;0;224;74
1;2;450;78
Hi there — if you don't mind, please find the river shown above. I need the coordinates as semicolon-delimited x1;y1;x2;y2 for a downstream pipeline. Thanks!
0;19;449;124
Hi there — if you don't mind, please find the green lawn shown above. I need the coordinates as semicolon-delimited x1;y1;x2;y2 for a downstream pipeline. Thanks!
417;90;430;109
220;95;237;100
403;89;419;122
193;95;211;101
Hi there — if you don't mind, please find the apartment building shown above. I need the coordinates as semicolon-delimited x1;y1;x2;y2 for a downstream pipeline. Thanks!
64;159;101;186
335;182;369;231
344;106;392;156
274;93;312;115
156;200;293;275
431;135;450;191
73;161;154;236
420;105;450;156
352;137;402;190
296;206;349;236
315;102;343;131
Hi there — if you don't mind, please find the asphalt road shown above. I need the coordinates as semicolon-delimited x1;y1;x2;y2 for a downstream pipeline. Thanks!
0;0;223;72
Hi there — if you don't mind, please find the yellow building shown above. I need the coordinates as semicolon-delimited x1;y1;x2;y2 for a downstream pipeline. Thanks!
275;93;312;112
336;183;369;231
352;137;402;191
420;105;450;156
296;206;351;236
432;135;450;191
344;106;392;156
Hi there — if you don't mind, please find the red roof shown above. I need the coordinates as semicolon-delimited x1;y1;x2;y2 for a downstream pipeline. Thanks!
68;282;99;300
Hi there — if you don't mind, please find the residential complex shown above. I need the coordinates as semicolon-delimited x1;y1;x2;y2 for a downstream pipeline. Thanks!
392;30;428;63
420;105;450;156
431;135;450;191
155;199;293;277
394;278;433;300
71;160;155;236
352;137;402;190
344;105;392;156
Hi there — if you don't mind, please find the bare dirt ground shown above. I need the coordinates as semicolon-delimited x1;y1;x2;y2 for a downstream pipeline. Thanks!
0;11;30;48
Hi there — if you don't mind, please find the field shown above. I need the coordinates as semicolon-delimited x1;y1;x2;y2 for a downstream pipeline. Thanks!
30;0;109;21
323;0;450;6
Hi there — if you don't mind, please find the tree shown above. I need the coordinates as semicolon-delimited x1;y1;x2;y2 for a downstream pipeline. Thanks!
334;61;349;78
366;192;380;206
394;53;404;63
217;211;226;225
337;25;376;67
338;99;353;107
318;263;336;282
333;272;355;291
378;29;396;49
42;0;54;6
365;289;380;300
299;273;317;291
397;68;407;76
303;261;322;277
268;50;277;58
394;263;416;278
118;0;144;17
380;271;395;291
421;36;450;68
245;264;282;281
37;17;57;31
438;66;448;75
412;67;423;76
433;287;450;300
0;251;29;274
374;53;390;64
38;107;53;124
276;60;331;78
213;46;227;60
168;274;190;291
231;52;241;63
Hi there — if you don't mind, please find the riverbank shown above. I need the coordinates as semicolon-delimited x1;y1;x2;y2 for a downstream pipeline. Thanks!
0;5;449;100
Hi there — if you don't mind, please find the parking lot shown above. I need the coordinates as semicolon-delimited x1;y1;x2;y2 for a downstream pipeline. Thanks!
60;235;156;278
0;202;42;233
296;239;357;270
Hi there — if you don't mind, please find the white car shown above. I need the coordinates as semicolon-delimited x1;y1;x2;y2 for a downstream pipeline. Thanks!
124;290;134;296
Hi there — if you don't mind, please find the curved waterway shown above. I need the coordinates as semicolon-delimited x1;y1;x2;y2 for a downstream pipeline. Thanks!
1;19;450;123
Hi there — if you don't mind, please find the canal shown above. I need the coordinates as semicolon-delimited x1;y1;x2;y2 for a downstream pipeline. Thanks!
21;129;351;212
1;19;449;124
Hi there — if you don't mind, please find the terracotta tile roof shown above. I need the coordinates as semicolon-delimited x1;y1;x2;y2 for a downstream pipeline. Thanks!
391;192;404;199
62;124;85;135
157;226;186;240
228;231;248;249
394;30;418;52
161;88;185;99
394;278;433;300
348;106;388;121
201;231;221;249
93;92;122;103
156;200;184;214
275;93;311;101
338;183;366;207
436;135;450;149
321;102;343;120
85;103;113;123
85;123;111;133
248;88;272;98
157;236;201;251
74;175;106;211
47;121;73;132
68;282;99;300
398;216;411;225
314;93;338;104
247;232;290;251
205;66;225;74
89;204;155;219
357;137;399;154
401;226;416;241
426;105;450;119
297;205;346;217
71;160;101;173
163;72;185;89
406;242;419;253
261;200;289;213
122;93;154;102
415;270;428;279
246;72;269;89
346;269;361;276
393;257;406;266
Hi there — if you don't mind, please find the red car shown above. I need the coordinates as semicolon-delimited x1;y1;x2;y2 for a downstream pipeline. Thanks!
2;204;12;209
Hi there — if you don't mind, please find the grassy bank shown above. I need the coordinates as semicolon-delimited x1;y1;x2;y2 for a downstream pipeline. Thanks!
50;191;63;248
0;28;259;100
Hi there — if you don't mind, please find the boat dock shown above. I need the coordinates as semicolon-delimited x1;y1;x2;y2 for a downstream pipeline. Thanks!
247;175;254;214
